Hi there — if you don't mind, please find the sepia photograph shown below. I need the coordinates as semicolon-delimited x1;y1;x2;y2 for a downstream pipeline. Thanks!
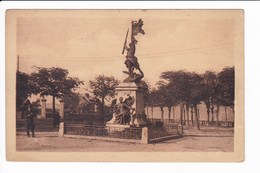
5;9;244;161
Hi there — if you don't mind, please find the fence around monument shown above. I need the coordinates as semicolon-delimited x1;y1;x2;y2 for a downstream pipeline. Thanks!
60;122;182;144
64;123;142;140
199;120;234;127
147;118;234;128
147;123;183;143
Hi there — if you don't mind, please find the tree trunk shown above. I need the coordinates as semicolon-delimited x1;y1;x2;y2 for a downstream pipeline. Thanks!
205;101;210;124
52;95;56;115
225;107;228;123
160;106;164;122
183;108;186;125
194;105;200;130
101;97;105;123
207;109;210;124
198;108;200;123
211;105;214;122
186;104;190;126
168;106;172;123
216;103;220;127
180;103;183;125
191;106;194;125
172;107;175;123
179;103;184;132
52;95;56;127
146;106;149;118
151;106;154;120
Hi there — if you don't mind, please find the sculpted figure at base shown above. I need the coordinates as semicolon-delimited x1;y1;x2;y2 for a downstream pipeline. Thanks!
112;96;135;125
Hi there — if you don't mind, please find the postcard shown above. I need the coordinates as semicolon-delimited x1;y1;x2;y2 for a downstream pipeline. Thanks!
6;9;244;162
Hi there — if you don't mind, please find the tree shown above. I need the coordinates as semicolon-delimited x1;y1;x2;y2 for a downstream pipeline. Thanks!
189;72;204;130
156;82;168;121
89;75;119;122
157;80;179;123
16;71;32;111
147;88;158;120
217;67;235;114
30;67;84;119
160;70;191;125
201;71;218;124
216;66;235;125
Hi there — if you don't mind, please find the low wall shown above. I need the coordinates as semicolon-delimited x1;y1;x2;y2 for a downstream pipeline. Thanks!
64;134;142;143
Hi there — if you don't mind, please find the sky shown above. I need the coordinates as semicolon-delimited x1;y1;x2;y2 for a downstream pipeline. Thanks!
17;10;236;91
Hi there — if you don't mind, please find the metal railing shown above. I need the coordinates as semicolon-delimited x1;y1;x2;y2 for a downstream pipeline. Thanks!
199;120;234;127
147;118;234;127
64;123;142;140
147;118;175;124
148;123;180;140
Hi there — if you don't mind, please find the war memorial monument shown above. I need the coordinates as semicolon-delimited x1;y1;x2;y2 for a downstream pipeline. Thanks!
106;18;148;128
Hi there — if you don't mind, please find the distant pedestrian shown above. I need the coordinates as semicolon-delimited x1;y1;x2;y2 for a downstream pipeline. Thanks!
25;104;36;137
56;113;61;127
53;111;61;127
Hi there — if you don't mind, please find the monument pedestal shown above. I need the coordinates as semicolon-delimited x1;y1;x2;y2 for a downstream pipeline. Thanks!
106;123;131;132
106;82;148;127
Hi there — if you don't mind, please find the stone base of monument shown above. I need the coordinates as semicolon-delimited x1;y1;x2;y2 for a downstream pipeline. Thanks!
106;123;132;132
106;81;148;127
132;113;148;127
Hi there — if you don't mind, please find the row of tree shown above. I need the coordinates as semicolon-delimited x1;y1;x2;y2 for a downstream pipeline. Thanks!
146;67;234;129
16;67;84;117
17;66;234;128
16;67;119;123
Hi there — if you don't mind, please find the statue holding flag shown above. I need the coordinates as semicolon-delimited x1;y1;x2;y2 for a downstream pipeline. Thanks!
107;18;148;127
122;19;145;83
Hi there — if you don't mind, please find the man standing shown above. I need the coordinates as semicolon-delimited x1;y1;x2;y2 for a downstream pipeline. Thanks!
25;103;36;137
53;111;61;127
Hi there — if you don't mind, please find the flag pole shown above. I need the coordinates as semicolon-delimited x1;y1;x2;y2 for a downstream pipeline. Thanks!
121;28;129;55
